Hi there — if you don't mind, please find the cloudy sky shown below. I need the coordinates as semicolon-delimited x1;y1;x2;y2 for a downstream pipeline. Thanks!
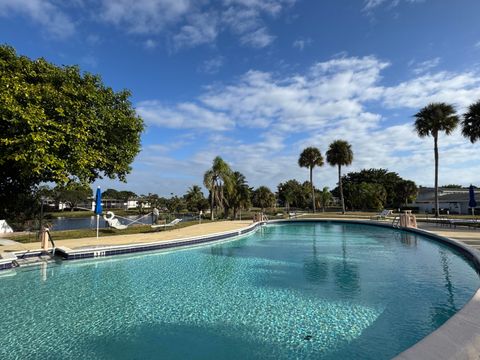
2;0;480;196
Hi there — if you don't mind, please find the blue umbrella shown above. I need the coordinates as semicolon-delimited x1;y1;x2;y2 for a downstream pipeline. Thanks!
469;185;477;216
95;187;103;215
95;187;102;238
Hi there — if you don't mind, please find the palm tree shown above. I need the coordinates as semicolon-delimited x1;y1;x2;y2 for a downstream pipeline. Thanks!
298;147;324;213
225;171;251;219
462;100;480;143
414;103;459;217
318;186;333;212
203;156;232;220
326;140;353;214
184;185;206;212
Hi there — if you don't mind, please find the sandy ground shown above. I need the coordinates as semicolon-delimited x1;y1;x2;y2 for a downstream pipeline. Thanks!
0;220;252;253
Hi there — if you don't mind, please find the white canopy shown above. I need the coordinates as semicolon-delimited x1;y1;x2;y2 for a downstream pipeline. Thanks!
0;220;13;233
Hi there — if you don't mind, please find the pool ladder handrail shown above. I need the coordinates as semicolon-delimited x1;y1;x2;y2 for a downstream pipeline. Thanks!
392;216;400;228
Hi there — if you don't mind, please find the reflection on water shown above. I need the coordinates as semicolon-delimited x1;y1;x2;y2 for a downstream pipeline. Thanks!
397;232;418;247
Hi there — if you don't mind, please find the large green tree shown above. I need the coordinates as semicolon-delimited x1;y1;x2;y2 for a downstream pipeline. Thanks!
326;140;353;214
298;147;324;213
277;179;310;210
414;103;459;217
53;182;92;211
252;186;276;212
342;182;387;211
203;156;232;220
334;168;417;208
0;45;144;219
462;100;480;143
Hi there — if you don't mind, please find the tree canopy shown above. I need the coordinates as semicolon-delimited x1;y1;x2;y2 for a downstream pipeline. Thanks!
334;168;418;209
277;179;310;210
462;99;480;143
0;45;143;219
252;186;276;211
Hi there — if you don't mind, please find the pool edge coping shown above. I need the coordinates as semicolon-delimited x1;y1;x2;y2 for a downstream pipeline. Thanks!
268;218;480;360
48;221;265;261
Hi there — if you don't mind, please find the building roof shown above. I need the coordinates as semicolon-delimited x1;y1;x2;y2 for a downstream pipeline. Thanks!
415;187;480;203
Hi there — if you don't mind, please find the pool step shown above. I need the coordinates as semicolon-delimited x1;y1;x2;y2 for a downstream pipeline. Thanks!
14;253;56;268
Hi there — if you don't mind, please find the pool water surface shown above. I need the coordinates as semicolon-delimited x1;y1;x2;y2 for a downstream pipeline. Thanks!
0;222;478;359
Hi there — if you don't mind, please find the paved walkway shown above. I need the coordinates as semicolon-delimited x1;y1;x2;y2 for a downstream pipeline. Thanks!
417;222;480;251
0;221;252;253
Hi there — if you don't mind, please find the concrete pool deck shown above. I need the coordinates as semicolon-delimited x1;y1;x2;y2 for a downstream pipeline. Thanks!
0;220;252;253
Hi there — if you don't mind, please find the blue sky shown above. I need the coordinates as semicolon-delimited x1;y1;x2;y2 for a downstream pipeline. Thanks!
2;0;480;196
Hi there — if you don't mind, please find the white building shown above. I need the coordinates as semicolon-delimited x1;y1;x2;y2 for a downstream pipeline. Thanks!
410;187;479;215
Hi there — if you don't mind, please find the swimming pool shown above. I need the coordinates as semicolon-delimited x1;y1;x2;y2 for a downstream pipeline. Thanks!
1;222;478;359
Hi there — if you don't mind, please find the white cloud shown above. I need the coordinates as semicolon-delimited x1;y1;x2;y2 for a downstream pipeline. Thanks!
97;0;293;49
364;0;424;11
383;71;480;110
0;0;75;38
172;11;219;50
292;38;312;50
409;57;441;75
239;27;275;48
137;100;234;131
128;55;480;195
198;56;225;74
99;0;192;34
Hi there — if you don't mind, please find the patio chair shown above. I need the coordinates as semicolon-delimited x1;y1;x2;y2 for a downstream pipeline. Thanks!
371;209;393;220
151;218;182;229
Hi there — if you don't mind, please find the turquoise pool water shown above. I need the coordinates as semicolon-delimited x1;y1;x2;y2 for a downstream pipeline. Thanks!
1;222;479;359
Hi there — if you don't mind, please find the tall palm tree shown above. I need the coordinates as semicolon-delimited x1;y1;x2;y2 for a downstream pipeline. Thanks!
326;140;353;214
462;100;480;144
298;147;324;213
225;171;251;219
203;156;232;220
414;103;459;217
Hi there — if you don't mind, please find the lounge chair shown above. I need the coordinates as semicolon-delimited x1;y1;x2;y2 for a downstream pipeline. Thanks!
151;218;182;229
103;212;128;230
371;209;393;220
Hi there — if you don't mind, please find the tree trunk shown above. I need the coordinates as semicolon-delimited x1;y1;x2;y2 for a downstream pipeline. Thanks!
310;167;315;213
210;189;214;221
434;135;439;217
339;164;345;214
